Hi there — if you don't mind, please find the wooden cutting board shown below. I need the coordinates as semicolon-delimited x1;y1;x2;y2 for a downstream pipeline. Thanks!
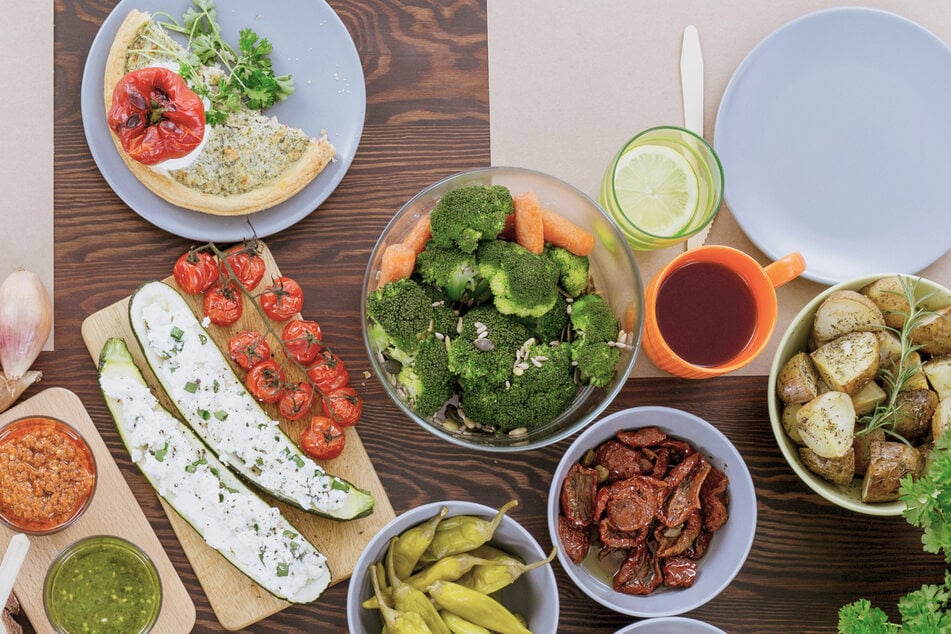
0;388;196;634
80;242;395;631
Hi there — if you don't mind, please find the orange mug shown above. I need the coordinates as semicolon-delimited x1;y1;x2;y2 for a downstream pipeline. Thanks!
643;246;805;379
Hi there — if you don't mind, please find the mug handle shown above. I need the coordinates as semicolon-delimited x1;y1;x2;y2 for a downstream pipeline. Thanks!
763;252;806;288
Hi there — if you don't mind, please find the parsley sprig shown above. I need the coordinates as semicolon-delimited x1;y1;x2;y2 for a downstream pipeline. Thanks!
153;0;294;124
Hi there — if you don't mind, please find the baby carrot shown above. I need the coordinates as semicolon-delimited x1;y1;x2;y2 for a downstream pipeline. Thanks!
402;214;432;255
378;243;417;286
539;207;595;256
513;192;544;255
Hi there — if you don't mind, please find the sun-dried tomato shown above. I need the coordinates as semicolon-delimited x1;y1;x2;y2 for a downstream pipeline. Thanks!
701;465;731;533
599;521;647;550
614;542;662;596
604;476;667;532
594;440;643;481
558;515;590;564
650;447;671;479
658;453;712;528
686;529;713;559
662;556;698;588
561;463;599;527
616;426;668;448
655;509;702;558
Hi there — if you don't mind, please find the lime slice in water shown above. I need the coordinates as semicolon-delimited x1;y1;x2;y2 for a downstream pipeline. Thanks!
612;145;700;236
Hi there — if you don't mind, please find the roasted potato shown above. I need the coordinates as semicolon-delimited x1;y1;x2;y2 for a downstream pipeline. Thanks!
861;440;924;503
876;331;902;369
796;391;856;459
800;447;855;485
860;276;910;329
811;290;885;345
777;352;821;404
853;428;886;476
810;331;879;396
923;356;951;400
911;304;951;356
851;380;886;417
893;389;939;442
782;403;804;445
933;397;951;441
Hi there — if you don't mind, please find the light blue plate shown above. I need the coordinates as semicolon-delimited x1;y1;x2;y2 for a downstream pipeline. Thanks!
715;8;951;285
81;0;365;242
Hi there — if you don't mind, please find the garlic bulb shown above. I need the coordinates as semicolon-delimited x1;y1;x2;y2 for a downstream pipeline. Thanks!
0;269;52;381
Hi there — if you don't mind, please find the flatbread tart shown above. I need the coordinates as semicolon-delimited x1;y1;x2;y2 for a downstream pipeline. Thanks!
103;10;335;216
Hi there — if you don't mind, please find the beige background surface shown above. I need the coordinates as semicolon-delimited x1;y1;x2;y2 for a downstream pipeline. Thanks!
488;0;951;378
3;0;54;349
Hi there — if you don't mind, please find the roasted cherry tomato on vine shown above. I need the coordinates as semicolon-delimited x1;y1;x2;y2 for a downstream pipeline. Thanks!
203;282;243;326
245;359;285;404
260;276;304;322
173;249;219;294
306;349;350;392
228;331;271;370
220;241;266;291
107;67;205;165
320;386;362;427
278;382;315;421
299;415;346;460
281;319;323;365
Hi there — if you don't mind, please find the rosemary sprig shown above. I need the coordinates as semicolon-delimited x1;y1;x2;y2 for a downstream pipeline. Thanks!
857;275;935;442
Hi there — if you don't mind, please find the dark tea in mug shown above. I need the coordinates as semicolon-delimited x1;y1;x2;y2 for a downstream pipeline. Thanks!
655;261;757;367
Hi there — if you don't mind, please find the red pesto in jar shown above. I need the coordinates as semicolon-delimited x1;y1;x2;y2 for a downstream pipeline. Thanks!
0;417;96;533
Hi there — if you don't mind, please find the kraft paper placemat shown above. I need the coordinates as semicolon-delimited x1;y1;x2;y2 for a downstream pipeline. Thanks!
488;0;951;377
2;0;54;349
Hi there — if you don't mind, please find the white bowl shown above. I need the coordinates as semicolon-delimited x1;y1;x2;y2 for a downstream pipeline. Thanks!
347;500;559;633
616;616;727;633
547;406;756;617
767;273;951;515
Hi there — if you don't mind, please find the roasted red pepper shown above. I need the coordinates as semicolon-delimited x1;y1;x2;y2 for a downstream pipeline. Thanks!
107;67;205;165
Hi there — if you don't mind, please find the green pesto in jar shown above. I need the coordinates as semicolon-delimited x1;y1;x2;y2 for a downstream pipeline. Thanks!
45;536;161;634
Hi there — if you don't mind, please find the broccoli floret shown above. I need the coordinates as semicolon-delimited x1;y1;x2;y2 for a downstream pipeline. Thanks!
572;341;621;388
448;305;532;386
429;185;514;253
460;342;578;431
366;278;449;359
396;336;455;418
546;246;589;298
415;241;486;302
476;239;513;281
520;294;570;343
489;243;560;318
570;293;619;344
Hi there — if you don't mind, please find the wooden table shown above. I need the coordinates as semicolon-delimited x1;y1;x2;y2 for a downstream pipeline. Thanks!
31;0;946;632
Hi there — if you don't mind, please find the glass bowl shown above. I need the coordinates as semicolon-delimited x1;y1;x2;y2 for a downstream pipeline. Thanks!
44;535;162;634
0;416;97;535
361;166;644;452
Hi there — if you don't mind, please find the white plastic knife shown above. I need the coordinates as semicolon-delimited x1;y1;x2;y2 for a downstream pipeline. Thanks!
681;25;710;250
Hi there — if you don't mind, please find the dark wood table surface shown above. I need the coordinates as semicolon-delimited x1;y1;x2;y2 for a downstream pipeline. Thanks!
26;0;944;632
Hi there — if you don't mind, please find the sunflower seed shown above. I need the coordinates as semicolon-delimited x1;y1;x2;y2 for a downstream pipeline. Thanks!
508;427;527;437
474;338;495;352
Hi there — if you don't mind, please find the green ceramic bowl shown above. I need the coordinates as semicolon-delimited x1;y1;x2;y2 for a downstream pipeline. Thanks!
767;273;951;516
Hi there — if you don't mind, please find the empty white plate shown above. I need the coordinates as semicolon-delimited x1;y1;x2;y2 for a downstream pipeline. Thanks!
715;7;951;284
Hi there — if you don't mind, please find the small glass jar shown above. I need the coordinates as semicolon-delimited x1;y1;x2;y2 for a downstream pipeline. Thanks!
43;535;162;634
0;416;97;535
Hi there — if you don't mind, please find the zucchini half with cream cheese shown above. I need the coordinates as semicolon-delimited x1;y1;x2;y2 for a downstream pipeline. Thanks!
98;337;331;603
127;280;374;520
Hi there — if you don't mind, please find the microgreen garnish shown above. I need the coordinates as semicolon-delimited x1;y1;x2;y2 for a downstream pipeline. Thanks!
147;0;295;124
